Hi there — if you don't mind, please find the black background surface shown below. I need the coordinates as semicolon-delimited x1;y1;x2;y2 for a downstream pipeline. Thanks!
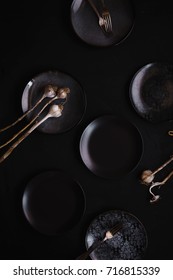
0;0;173;260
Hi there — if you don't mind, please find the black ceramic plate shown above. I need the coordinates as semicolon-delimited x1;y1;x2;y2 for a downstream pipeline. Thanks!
85;210;148;260
80;115;143;179
71;0;135;47
22;170;85;235
129;62;173;123
21;71;86;134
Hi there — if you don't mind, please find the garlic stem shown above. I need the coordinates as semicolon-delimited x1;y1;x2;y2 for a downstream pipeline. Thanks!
148;170;173;203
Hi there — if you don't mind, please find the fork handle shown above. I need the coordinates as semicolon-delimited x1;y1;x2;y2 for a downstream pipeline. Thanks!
76;240;103;260
86;0;102;19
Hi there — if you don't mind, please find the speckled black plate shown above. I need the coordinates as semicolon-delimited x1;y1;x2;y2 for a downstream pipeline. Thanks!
71;0;135;47
129;62;173;123
80;115;143;179
21;71;86;134
85;210;148;260
22;170;86;235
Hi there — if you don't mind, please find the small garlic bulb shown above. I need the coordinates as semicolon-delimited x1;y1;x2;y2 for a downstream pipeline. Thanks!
58;87;70;99
49;104;63;118
141;170;154;185
44;85;57;98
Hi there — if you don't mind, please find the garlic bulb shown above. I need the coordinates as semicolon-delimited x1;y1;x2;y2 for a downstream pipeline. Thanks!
58;87;70;99
141;170;154;185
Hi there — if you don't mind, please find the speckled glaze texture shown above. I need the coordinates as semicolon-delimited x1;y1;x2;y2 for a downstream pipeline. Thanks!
129;62;173;123
85;210;148;260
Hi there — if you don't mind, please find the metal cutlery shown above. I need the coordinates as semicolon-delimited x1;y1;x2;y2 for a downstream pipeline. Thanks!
86;0;112;34
100;0;112;33
76;222;122;260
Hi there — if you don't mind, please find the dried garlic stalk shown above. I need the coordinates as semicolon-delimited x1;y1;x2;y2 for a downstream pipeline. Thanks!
140;156;173;203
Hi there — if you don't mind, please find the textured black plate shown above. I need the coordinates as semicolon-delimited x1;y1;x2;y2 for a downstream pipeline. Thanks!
80;115;143;179
71;0;135;47
129;62;173;123
85;210;148;260
22;170;86;235
21;71;86;134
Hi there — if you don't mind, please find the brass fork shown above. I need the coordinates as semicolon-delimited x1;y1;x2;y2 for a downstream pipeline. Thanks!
100;0;112;33
76;222;122;260
86;0;112;34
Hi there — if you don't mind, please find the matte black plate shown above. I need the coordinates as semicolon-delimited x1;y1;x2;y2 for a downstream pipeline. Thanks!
71;0;135;47
85;210;148;260
80;115;143;179
21;71;86;134
22;170;86;235
129;62;173;123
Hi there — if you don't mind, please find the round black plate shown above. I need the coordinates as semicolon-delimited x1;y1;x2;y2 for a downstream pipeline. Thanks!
85;210;148;260
129;62;173;123
21;71;86;134
71;0;135;47
80;115;143;179
22;170;86;235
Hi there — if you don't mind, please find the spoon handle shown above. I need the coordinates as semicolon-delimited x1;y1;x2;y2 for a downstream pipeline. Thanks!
0;114;50;163
76;240;103;260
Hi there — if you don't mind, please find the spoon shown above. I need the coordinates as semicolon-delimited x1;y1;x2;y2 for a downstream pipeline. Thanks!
0;104;63;164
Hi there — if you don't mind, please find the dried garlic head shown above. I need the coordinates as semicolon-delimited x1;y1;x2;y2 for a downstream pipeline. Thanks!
141;170;154;185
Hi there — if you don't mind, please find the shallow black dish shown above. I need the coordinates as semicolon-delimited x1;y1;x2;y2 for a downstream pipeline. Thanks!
21;71;86;134
22;170;86;235
129;62;173;123
80;115;143;179
71;0;135;47
85;209;148;260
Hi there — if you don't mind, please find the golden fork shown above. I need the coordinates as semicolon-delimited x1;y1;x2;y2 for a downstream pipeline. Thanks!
86;0;112;34
76;222;122;260
100;0;112;33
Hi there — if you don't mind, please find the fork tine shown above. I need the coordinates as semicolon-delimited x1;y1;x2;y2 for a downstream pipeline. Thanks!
107;15;112;31
109;222;123;236
102;14;112;33
100;0;113;33
106;15;112;32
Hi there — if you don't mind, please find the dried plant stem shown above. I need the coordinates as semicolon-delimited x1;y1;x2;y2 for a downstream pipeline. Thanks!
0;85;57;133
152;155;173;176
149;170;173;203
